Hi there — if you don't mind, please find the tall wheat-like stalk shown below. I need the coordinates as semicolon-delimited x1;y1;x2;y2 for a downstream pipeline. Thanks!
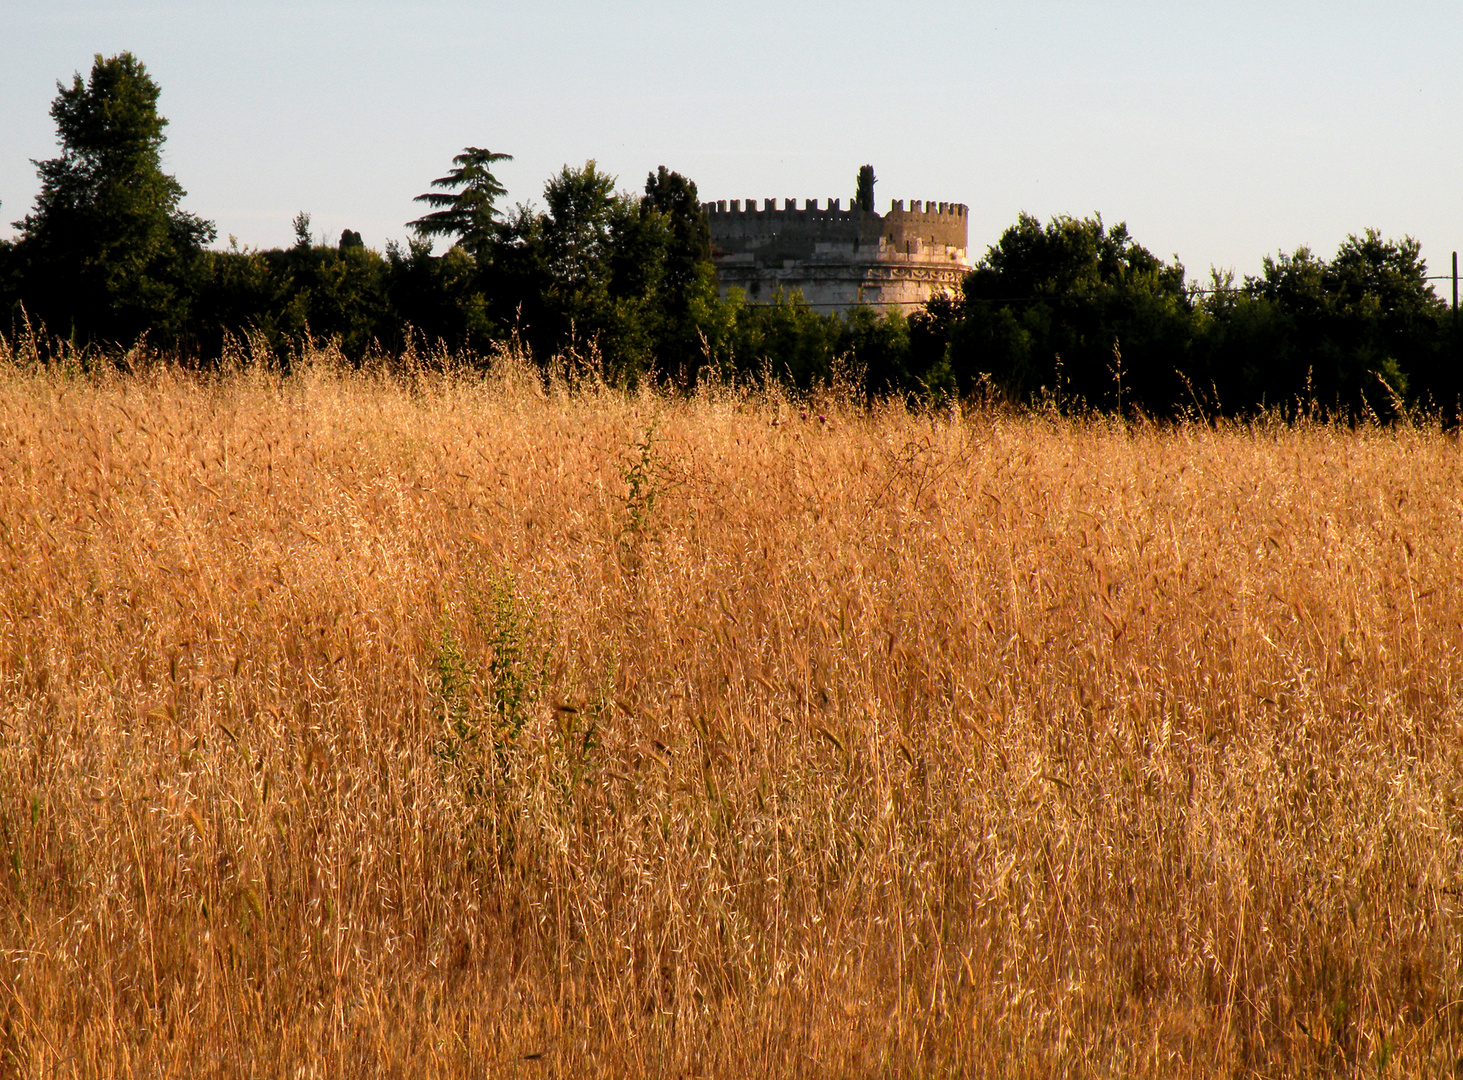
0;340;1459;1077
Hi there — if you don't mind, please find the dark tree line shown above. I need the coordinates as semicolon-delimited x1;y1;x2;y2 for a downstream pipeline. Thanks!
911;213;1459;416
2;53;1458;416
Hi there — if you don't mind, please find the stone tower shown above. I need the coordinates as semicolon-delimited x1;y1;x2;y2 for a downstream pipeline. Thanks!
704;197;970;314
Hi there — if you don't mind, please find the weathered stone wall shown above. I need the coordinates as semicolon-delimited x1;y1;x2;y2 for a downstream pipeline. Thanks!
883;200;970;253
705;198;971;313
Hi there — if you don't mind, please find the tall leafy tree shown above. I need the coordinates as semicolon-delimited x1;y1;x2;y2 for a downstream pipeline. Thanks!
407;147;512;257
642;166;717;380
537;162;661;378
541;160;619;287
643;166;711;294
943;213;1196;409
12;52;214;346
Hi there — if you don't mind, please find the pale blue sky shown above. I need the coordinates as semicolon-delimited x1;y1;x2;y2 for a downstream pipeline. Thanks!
3;2;1461;284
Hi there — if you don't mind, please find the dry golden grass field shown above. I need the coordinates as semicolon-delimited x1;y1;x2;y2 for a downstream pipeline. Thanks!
0;343;1461;1078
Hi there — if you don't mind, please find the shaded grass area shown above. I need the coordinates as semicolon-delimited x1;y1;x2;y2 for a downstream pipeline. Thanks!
0;343;1460;1076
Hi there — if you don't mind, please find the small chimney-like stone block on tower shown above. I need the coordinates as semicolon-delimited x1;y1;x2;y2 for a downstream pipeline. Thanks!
703;196;970;313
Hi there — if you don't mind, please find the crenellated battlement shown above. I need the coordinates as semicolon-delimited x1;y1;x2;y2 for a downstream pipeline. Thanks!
703;194;971;312
703;198;968;221
705;198;968;250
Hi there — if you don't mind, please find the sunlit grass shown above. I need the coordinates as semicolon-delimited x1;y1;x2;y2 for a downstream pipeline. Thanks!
0;340;1460;1077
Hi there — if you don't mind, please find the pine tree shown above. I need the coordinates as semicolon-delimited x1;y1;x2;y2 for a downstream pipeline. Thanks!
407;148;512;258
